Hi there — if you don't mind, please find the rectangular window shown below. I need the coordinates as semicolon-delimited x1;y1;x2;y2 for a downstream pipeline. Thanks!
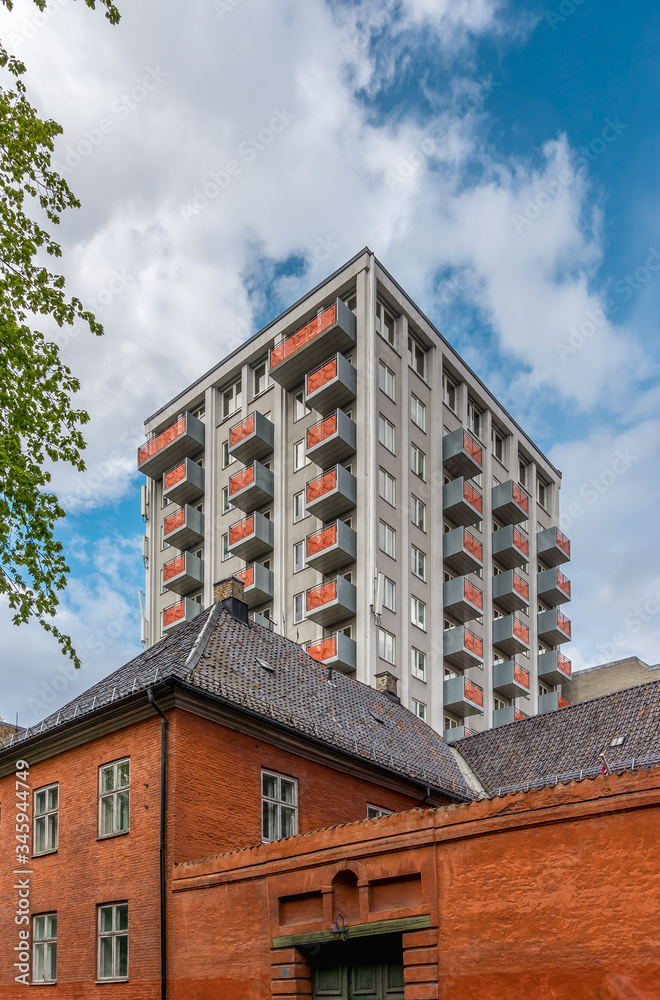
411;596;426;631
262;770;298;842
293;541;305;573
378;627;395;664
410;394;426;431
411;443;426;481
293;592;304;624
412;698;426;722
294;391;311;421
99;759;130;838
378;468;396;506
367;804;394;819
378;361;396;400
492;427;506;463
34;784;58;856
293;490;307;522
442;371;457;411
382;576;396;612
293;439;309;471
376;299;395;345
221;531;230;561
221;379;242;419
253;361;269;396
221;485;233;515
378;520;396;558
411;496;426;532
444;715;459;730
33;913;57;984
378;415;396;454
411;647;426;681
519;457;530;488
411;545;426;581
408;335;427;378
98;903;128;982
467;398;483;440
537;476;549;509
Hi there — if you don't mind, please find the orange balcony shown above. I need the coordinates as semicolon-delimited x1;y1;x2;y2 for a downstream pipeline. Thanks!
162;551;204;596
227;460;274;513
443;626;484;670
163;458;205;507
443;675;484;719
538;650;572;685
539;691;571;714
492;570;529;614
443;576;483;624
162;597;202;634
305;465;356;521
305;353;357;416
305;576;356;627
305;519;356;574
443;477;483;527
492;480;530;525
443;527;483;576
163;504;204;550
442;428;483;480
269;299;356;391
305;409;356;467
233;562;274;609
228;512;274;561
493;706;528;727
138;411;205;479
537;567;571;607
537;526;571;567
538;609;572;646
492;615;530;656
492;525;529;570
493;660;531;700
228;411;274;465
306;632;357;674
443;725;473;744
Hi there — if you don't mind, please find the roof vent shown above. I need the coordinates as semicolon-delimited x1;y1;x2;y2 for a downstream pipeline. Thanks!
256;658;274;673
369;709;386;724
610;735;625;747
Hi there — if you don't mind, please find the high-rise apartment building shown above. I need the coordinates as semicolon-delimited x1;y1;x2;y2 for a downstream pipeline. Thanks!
138;249;572;738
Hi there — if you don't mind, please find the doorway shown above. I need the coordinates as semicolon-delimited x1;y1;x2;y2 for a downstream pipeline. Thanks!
310;932;404;999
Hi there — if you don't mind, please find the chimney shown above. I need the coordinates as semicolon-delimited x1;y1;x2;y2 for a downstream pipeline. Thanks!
213;576;249;624
375;671;400;703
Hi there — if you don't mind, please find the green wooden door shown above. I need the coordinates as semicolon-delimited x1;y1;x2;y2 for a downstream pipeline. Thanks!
311;934;404;1000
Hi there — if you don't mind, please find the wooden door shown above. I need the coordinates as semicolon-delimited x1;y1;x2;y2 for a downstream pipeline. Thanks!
311;934;404;999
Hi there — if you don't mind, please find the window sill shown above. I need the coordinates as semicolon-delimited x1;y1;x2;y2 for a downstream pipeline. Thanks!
96;830;130;842
31;849;58;859
95;979;129;985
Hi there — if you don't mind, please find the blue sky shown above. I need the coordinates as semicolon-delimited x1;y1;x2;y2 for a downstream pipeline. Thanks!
1;0;658;727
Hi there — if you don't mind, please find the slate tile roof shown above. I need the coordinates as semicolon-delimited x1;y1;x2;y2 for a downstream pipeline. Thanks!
456;679;660;794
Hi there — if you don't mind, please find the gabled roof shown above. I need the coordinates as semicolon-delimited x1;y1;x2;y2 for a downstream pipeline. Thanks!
3;604;472;802
457;680;660;794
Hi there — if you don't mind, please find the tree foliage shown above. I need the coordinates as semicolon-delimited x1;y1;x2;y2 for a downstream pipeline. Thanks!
0;0;120;666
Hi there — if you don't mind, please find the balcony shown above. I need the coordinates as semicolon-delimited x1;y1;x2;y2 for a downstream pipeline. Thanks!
538;691;571;714
162;597;202;634
305;520;356;574
442;428;483;480
492;615;530;657
228;512;274;561
537;526;571;567
305;465;356;521
443;675;484;719
492;525;529;570
443;478;483;527
233;562;274;609
269;298;357;391
227;461;274;513
443;726;473;744
305;353;357;416
306;409;356;467
305;576;356;627
138;411;205;479
163;458;205;507
537;568;571;607
443;626;484;670
163;504;204;550
492;660;531;700
306;632;357;674
162;551;204;596
538;650;572;686
228;411;274;465
491;480;530;525
250;612;274;631
443;527;483;576
492;570;529;614
493;706;528;728
537;609;572;646
443;576;483;624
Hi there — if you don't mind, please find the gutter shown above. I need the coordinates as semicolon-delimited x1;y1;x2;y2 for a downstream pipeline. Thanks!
147;688;168;1000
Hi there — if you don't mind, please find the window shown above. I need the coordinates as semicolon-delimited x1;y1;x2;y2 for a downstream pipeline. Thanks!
378;520;396;558
293;391;311;421
494;696;508;711
378;414;395;453
160;524;169;551
222;439;235;469
376;299;395;345
293;541;305;573
343;290;357;313
444;667;458;680
262;771;298;842
378;361;395;400
221;532;230;561
253;360;269;396
537;476;549;509
378;468;396;506
221;485;233;515
382;576;396;612
411;495;426;531
492;427;506;463
221;379;242;419
98;903;128;982
442;371;458;411
411;647;426;681
411;443;426;480
33;913;57;983
367;804;393;819
411;596;426;631
34;784;58;855
378;627;395;664
293;439;309;471
412;698;426;722
293;490;307;522
293;593;304;623
99;759;130;838
444;715;459;731
519;457;530;489
408;335;427;378
467;398;483;440
410;394;426;431
411;545;426;581
191;401;205;420
539;682;550;696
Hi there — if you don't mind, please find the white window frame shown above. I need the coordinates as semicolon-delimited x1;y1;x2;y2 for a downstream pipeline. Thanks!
537;476;549;509
33;783;59;856
378;467;396;507
492;426;506;464
411;442;426;481
261;770;298;842
382;576;396;612
221;379;242;420
98;758;130;839
293;439;309;471
411;596;426;631
411;544;426;581
221;531;230;561
367;804;394;819
378;414;396;454
411;495;426;532
293;490;308;522
412;698;427;722
221;485;234;515
293;391;311;421
293;592;305;624
293;541;305;573
33;913;57;984
378;360;396;400
97;902;128;982
408;335;427;379
376;299;396;345
252;360;269;396
442;370;458;411
378;627;396;664
467;397;483;440
411;647;426;681
410;393;426;431
378;520;396;558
